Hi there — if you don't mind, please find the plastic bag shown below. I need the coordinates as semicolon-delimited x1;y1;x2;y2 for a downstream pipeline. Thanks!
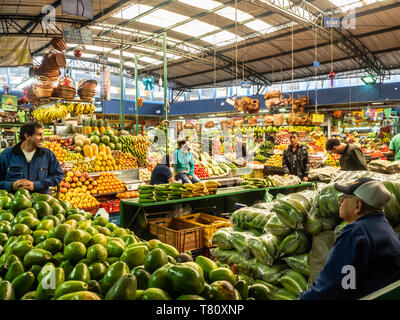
248;233;278;266
318;184;340;218
231;207;273;231
283;253;310;277
255;262;290;285
308;230;335;284
211;228;233;250
264;213;292;237
273;198;305;230
230;231;253;259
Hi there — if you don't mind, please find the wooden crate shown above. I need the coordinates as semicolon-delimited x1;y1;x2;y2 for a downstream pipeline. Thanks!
148;218;203;252
177;213;232;247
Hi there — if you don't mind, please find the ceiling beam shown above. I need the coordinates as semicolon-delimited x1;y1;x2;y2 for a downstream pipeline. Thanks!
19;0;61;34
170;24;400;80
98;0;178;38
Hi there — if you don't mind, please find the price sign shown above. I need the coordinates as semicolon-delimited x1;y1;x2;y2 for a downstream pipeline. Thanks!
312;113;325;123
2;95;17;111
126;183;139;191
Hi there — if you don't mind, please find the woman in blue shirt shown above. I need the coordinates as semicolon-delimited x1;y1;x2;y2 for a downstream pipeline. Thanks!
173;139;200;184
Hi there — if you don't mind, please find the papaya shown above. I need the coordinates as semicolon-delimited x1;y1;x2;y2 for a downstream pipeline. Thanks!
67;263;91;283
51;252;63;266
35;267;65;300
105;274;137;300
12;271;35;298
120;245;148;269
36;238;63;255
57;291;101;300
59;261;74;278
5;260;24;282
130;266;151;290
32;230;48;243
33;201;52;219
0;280;15;300
9;223;32;236
54;280;89;299
36;219;54;231
136;289;144;300
141;287;171;300
93;216;108;227
148;264;174;294
87;280;104;298
167;264;205;295
20;290;36;300
106;257;120;266
9;240;34;259
16;235;34;243
210;280;240;300
106;239;125;257
28;265;42;279
167;256;176;264
248;283;271;300
200;283;214;300
96;226;111;236
66;214;87;223
120;235;138;246
195;255;218;280
176;253;193;263
37;262;55;284
144;248;168;273
89;233;108;247
100;261;130;294
88;262;108;281
87;244;108;263
209;267;237;286
155;242;179;258
235;279;248;300
41;215;61;227
63;242;87;263
64;229;92;246
0;233;8;247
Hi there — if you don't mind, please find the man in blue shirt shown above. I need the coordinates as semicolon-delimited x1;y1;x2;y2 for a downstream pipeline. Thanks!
300;177;400;300
0;121;63;194
150;155;174;185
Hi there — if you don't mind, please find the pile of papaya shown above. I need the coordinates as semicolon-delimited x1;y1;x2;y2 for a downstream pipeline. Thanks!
0;188;259;300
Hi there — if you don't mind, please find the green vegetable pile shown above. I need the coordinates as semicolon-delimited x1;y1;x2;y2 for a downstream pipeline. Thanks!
258;141;275;157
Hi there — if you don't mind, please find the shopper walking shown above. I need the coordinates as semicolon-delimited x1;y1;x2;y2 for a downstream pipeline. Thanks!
299;178;400;300
0;121;63;194
326;138;367;171
282;131;309;181
388;133;400;160
173;139;200;184
150;155;174;185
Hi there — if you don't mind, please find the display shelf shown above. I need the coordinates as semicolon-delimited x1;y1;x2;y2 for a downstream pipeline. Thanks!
93;191;121;198
0;123;24;128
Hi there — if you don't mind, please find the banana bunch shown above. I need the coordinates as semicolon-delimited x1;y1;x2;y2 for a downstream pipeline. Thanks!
71;102;95;115
119;134;150;167
32;103;69;123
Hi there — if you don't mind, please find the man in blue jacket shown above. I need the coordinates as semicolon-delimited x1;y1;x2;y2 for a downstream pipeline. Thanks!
299;177;400;300
0;121;63;194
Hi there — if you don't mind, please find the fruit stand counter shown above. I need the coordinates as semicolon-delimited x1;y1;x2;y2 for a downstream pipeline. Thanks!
120;182;315;238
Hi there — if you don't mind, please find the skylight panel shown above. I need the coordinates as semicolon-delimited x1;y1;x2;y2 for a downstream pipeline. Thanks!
113;4;153;19
216;6;253;22
83;45;110;52
328;0;363;11
155;52;181;60
139;56;162;64
136;9;189;28
201;31;244;46
177;0;222;11
172;20;219;37
244;20;274;33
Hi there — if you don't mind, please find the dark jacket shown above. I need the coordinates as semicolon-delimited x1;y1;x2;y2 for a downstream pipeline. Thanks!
282;144;309;179
0;142;64;194
340;143;368;171
299;211;400;300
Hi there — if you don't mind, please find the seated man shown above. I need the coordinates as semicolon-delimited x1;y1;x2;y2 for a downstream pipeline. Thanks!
299;178;400;299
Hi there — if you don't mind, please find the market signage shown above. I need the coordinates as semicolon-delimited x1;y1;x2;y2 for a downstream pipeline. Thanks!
1;95;18;111
62;0;93;19
241;81;252;89
324;17;340;28
312;113;325;123
63;29;94;45
0;37;32;67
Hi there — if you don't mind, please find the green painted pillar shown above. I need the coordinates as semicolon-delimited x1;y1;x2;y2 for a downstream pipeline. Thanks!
120;49;124;130
135;54;139;136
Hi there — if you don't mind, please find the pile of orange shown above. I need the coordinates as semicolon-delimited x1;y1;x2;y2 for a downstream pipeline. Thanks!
91;152;120;172
95;172;126;194
42;140;67;164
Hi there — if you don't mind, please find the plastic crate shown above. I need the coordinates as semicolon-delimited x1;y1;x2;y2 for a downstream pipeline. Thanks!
176;213;232;248
251;168;264;179
83;205;100;216
100;199;120;213
148;218;204;253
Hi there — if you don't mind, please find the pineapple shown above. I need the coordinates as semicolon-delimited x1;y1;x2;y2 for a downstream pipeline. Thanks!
104;119;112;132
83;118;92;135
98;119;105;134
93;119;99;133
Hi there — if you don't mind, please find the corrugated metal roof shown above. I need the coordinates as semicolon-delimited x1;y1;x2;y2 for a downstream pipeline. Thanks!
0;0;399;88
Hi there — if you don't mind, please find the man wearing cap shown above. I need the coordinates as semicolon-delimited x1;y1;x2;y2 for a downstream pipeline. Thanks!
299;178;400;300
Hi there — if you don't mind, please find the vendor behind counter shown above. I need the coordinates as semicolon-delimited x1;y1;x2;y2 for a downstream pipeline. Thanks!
150;155;174;185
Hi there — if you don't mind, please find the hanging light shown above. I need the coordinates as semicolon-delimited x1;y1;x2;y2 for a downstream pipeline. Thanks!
361;75;376;85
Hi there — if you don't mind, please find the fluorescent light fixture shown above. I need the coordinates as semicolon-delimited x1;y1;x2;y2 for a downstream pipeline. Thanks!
361;75;376;84
371;102;383;105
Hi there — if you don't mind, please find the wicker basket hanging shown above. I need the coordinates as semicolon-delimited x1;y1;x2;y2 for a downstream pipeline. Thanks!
27;77;53;104
53;76;76;100
77;79;97;102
